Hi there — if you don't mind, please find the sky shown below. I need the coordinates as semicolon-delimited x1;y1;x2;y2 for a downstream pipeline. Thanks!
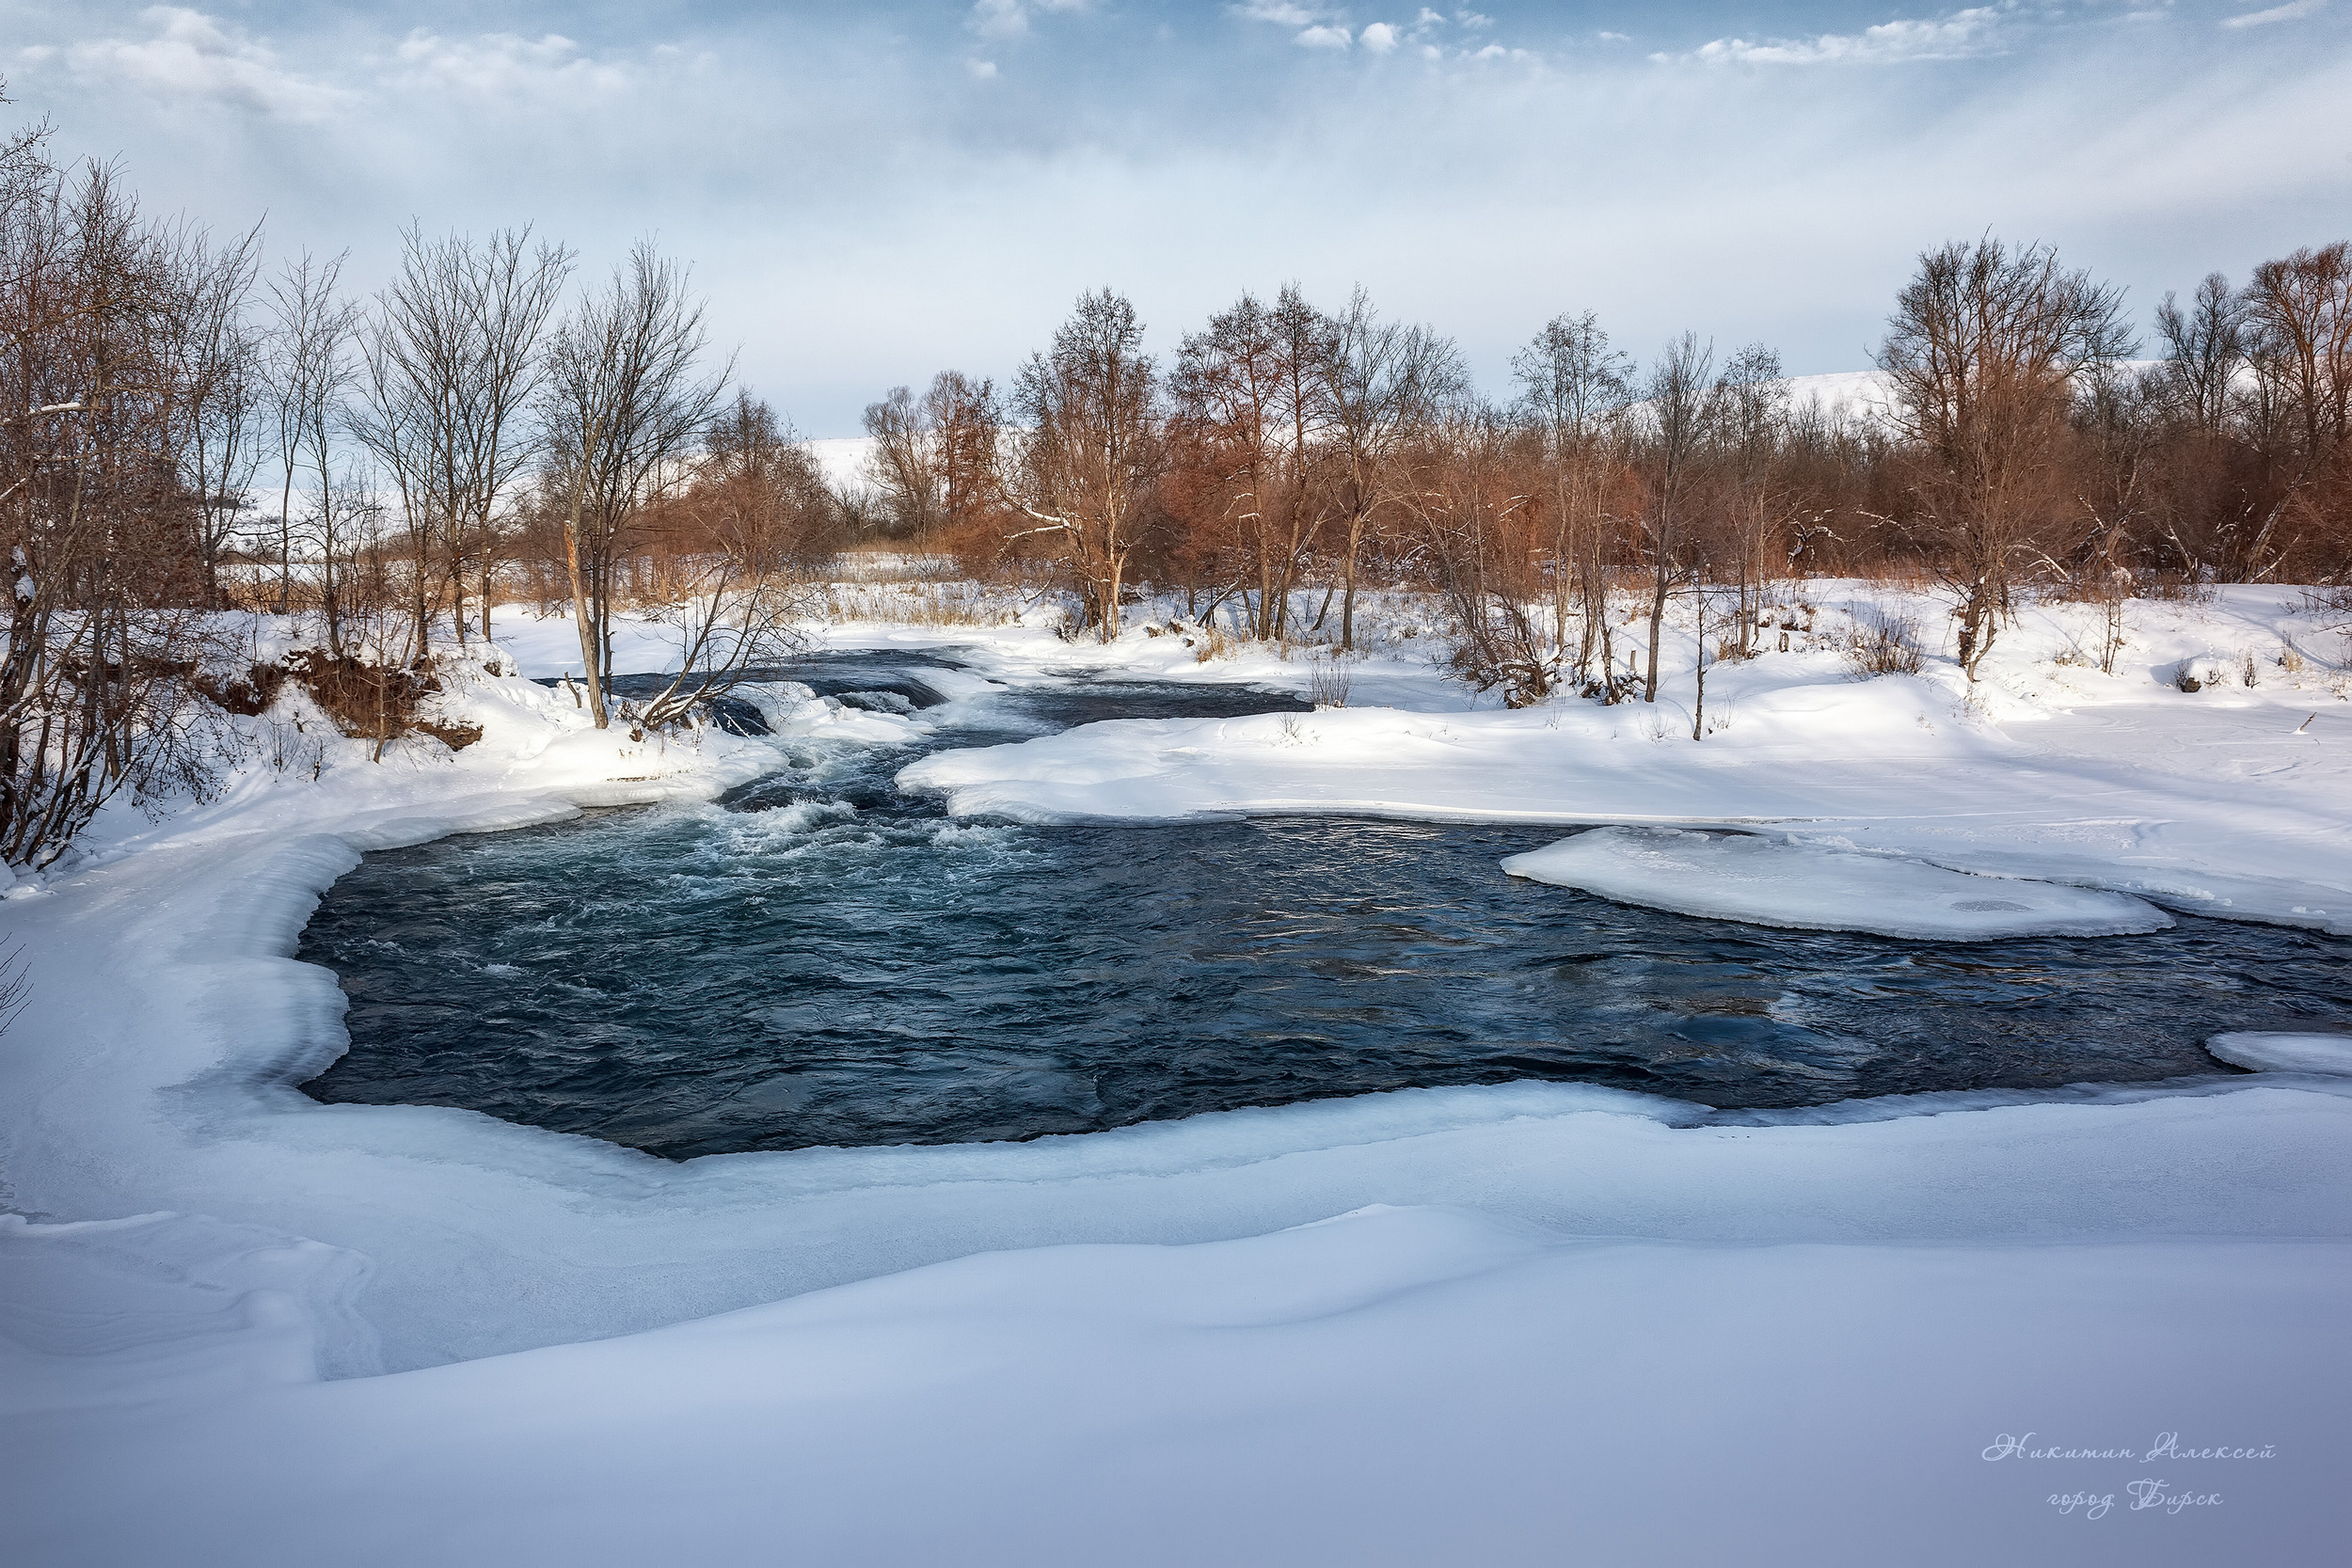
6;1;2349;435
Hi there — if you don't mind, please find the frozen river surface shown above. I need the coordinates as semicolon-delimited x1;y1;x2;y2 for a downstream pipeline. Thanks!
300;653;2352;1157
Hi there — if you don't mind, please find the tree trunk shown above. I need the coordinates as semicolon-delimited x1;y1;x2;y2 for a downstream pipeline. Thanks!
564;478;609;728
1644;561;1671;703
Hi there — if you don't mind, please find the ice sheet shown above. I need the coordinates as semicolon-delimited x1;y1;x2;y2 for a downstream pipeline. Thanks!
2205;1032;2352;1075
1502;826;2173;940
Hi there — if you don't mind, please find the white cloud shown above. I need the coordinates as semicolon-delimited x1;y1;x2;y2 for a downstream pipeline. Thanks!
391;31;636;101
1233;1;1324;24
969;0;1091;41
64;7;353;122
1242;2;1531;58
966;58;1000;79
2222;0;2327;26
1682;8;2008;66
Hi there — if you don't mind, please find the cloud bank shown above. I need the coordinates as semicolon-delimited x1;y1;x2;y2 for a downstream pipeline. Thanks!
6;1;2347;432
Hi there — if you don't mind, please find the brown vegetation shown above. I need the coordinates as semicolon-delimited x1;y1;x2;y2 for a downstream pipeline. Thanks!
6;69;2348;867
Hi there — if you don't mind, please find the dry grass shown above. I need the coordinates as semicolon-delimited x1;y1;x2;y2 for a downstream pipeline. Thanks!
282;650;479;751
818;580;1024;626
1306;653;1357;707
1844;607;1926;677
1190;621;1236;663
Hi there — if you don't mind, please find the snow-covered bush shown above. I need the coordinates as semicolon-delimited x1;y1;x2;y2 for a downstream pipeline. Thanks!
2172;655;2233;692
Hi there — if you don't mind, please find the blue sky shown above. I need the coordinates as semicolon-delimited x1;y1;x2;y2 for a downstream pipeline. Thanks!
7;2;2348;432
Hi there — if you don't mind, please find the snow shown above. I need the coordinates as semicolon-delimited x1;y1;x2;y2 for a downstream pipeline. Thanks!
7;1204;2344;1566
803;434;877;495
2204;1031;2352;1075
1502;825;2173;940
898;583;2352;934
3;578;2348;1563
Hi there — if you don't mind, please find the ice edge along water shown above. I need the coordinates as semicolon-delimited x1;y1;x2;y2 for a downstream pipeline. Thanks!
5;594;2352;1566
1499;824;2175;941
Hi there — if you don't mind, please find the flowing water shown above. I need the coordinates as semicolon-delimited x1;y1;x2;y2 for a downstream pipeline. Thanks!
299;650;2352;1159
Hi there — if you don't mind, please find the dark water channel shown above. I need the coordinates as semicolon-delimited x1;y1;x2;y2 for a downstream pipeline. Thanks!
298;651;2352;1158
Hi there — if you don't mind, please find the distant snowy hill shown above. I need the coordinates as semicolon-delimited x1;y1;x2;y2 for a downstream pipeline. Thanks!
803;436;877;496
1781;368;1895;420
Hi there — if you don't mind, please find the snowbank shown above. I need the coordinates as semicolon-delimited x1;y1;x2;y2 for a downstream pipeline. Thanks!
6;1203;2344;1567
1503;825;2172;940
2204;1032;2352;1075
5;591;2349;1564
898;585;2352;934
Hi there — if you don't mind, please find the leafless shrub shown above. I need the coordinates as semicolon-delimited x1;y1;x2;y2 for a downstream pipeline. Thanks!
1307;652;1356;707
259;715;322;779
1844;608;1926;677
0;941;27;1037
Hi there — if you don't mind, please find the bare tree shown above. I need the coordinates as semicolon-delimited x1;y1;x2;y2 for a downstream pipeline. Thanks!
2154;273;2246;436
1712;342;1788;657
862;385;941;538
264;250;361;646
1003;289;1162;641
2245;244;2352;462
1512;309;1634;689
355;225;570;650
542;242;729;725
2236;244;2352;575
1173;285;1335;641
923;372;1000;541
1635;332;1718;702
1880;238;2130;676
1325;289;1463;650
628;393;822;728
156;220;264;608
1400;402;1557;705
1;156;225;868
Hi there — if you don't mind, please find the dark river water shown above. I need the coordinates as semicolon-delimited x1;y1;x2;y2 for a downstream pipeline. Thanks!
297;651;2351;1159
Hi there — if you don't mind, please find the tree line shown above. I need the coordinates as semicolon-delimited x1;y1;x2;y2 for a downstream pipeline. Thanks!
862;245;2348;704
0;99;834;866
5;77;2348;866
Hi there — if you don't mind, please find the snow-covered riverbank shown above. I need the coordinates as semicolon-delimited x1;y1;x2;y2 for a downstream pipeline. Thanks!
4;585;2349;1565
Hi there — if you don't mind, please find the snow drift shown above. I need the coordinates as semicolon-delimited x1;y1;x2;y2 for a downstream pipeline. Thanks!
1502;826;2172;940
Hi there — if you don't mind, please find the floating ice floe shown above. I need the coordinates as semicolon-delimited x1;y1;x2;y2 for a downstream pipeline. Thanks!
2204;1032;2352;1075
1501;826;2173;941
